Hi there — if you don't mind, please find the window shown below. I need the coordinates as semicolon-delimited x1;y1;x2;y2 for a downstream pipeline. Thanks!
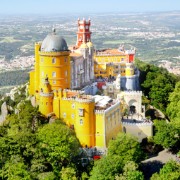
65;70;68;77
79;108;84;117
52;58;56;64
71;114;74;119
64;57;68;62
52;72;56;77
121;58;124;62
63;113;66;118
72;103;75;109
41;72;44;77
80;119;83;125
53;80;56;84
41;58;44;62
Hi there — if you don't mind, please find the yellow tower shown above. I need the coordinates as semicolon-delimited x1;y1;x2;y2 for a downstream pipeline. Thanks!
75;99;95;147
39;77;53;116
39;29;71;91
125;63;134;76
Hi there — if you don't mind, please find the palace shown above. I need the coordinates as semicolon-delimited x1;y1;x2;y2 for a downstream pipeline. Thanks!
29;19;152;148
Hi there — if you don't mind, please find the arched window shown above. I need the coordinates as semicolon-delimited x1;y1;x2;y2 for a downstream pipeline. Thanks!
52;58;56;64
52;72;56;77
80;119;83;125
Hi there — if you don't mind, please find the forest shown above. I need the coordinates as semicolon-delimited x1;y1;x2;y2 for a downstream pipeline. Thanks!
0;60;179;179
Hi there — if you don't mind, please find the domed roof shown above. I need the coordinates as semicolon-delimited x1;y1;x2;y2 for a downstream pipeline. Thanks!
87;41;93;47
41;30;68;52
80;43;88;49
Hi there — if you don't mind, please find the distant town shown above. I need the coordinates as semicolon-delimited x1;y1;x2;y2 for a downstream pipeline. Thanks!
0;56;34;71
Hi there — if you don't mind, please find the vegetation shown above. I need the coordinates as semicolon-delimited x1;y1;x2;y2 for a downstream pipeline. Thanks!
153;120;180;149
136;58;180;155
151;160;180;180
166;81;180;123
0;70;29;87
135;59;178;113
115;161;144;180
0;101;82;179
89;133;145;180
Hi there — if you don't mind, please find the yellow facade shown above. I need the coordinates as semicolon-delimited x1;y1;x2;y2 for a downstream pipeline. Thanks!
39;51;70;91
95;102;122;148
39;78;53;116
52;89;96;147
94;53;135;78
29;43;71;96
95;113;105;147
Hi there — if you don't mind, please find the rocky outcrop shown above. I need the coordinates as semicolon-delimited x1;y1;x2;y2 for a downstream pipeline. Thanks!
0;83;29;124
0;102;8;124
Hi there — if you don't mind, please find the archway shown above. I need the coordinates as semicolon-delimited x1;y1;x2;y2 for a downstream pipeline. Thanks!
128;99;138;115
130;105;136;114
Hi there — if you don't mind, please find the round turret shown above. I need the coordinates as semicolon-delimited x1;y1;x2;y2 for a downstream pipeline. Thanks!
41;30;68;52
80;43;88;49
87;41;93;48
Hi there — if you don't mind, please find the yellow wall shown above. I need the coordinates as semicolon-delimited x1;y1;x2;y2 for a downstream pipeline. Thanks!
94;54;134;78
95;103;122;148
104;104;122;147
39;51;71;91
39;95;53;116
74;101;95;147
34;43;41;93
95;112;105;147
95;55;126;63
52;91;96;147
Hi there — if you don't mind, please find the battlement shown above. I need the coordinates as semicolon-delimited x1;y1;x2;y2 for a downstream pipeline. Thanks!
40;92;53;97
125;50;136;55
63;89;84;94
104;101;120;114
123;91;142;96
62;97;94;103
78;18;91;25
39;51;70;56
95;110;105;114
122;120;153;126
35;42;42;46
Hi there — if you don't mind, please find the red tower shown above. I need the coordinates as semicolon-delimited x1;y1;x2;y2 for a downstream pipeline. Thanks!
76;18;91;47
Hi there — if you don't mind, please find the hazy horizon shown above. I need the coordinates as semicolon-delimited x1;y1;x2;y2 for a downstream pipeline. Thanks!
1;0;180;15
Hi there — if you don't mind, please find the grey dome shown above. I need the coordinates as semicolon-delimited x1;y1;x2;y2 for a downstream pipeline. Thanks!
41;33;68;52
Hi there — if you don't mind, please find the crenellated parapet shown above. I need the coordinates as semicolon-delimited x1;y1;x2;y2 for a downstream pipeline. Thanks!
62;97;94;104
122;121;153;126
123;91;142;96
104;101;120;114
40;92;53;97
39;51;70;56
95;110;105;114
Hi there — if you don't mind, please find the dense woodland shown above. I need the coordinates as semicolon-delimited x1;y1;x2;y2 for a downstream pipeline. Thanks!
0;70;29;87
0;60;179;179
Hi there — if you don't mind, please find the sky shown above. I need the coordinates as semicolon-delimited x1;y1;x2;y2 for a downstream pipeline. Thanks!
1;0;180;14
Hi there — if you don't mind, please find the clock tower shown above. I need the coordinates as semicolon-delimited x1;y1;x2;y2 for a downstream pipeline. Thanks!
76;18;91;47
